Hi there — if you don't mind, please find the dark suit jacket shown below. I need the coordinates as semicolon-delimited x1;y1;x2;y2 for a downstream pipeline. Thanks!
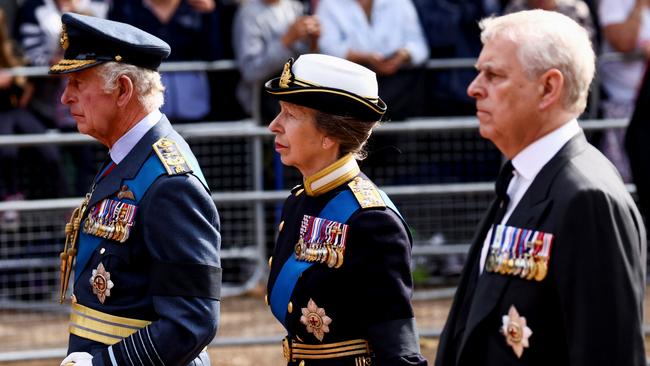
436;132;646;366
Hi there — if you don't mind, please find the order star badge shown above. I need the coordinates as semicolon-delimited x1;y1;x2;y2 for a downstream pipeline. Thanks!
89;262;114;304
300;298;332;341
501;305;532;358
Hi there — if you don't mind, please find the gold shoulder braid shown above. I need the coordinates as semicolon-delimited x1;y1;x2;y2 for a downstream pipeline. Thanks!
348;177;385;209
153;137;192;175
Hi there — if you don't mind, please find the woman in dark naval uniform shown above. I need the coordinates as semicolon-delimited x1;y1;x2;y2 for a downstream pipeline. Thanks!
264;53;428;366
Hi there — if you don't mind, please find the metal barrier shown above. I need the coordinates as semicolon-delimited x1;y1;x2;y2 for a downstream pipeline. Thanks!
0;117;635;301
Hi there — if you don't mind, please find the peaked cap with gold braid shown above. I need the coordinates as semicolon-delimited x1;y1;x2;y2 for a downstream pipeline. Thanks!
264;54;387;122
49;13;170;74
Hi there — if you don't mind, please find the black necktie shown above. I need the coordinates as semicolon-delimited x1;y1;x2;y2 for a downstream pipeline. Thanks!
493;160;514;224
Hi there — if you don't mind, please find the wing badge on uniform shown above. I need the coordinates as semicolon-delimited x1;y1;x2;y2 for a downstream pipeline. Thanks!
300;298;332;341
90;262;114;304
500;305;532;358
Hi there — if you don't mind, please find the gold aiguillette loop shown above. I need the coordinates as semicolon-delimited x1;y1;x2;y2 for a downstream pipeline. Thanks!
59;193;91;303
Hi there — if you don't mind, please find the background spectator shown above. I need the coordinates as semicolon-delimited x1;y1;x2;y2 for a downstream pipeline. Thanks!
0;7;67;230
414;0;497;117
14;0;107;130
598;0;650;181
505;0;596;48
316;0;429;120
232;0;319;125
0;0;20;33
109;0;222;124
13;0;106;195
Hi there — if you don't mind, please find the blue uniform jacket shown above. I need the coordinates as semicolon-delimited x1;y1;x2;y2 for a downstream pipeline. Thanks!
67;116;221;366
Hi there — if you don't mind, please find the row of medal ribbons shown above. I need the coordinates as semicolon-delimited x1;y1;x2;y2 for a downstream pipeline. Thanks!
295;215;348;268
485;224;554;281
83;198;137;243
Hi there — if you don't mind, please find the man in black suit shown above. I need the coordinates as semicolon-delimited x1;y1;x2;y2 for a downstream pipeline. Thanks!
436;9;646;366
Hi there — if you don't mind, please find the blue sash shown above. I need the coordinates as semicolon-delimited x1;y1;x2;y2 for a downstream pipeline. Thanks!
269;188;404;330
75;155;167;282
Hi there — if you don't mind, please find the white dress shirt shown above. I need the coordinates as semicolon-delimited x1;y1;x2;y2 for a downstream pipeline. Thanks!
109;110;162;164
479;119;581;273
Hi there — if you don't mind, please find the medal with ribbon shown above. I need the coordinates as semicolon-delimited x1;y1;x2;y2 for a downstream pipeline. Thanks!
486;224;554;281
295;215;348;268
83;198;137;243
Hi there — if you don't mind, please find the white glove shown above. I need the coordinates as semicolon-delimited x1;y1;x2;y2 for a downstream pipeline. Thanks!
60;352;93;366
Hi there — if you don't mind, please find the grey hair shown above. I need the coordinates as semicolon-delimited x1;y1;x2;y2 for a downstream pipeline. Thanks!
313;111;378;160
96;62;165;111
479;9;595;114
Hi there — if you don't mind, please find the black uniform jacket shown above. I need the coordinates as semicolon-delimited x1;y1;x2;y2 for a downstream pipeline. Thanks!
267;154;428;366
436;132;646;366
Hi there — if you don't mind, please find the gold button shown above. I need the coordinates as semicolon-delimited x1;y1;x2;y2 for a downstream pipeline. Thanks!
279;221;285;232
268;256;273;268
264;294;269;306
100;248;106;254
288;301;293;313
299;361;305;366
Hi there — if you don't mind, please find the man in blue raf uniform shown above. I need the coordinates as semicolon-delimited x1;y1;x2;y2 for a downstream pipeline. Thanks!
50;13;222;366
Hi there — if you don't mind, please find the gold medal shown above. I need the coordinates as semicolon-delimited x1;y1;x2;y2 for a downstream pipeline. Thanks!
507;258;515;275
534;259;548;281
326;246;338;268
485;253;495;272
526;258;537;280
334;247;344;268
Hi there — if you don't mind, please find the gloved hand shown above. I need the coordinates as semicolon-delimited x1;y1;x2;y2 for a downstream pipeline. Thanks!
60;352;93;366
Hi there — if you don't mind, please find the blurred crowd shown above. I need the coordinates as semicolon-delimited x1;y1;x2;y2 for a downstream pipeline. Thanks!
0;0;648;230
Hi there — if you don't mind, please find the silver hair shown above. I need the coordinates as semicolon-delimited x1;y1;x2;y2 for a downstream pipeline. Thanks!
479;9;595;114
96;62;165;111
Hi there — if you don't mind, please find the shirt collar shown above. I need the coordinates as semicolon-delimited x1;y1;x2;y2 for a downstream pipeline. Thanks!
304;154;360;196
109;110;162;164
512;119;580;180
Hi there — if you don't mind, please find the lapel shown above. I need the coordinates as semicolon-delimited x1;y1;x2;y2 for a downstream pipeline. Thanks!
450;199;499;342
456;132;589;360
86;116;174;210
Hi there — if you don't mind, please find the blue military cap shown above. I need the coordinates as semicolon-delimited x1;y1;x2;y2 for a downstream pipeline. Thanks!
49;13;171;74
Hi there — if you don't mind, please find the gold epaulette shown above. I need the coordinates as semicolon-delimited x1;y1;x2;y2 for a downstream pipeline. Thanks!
348;176;385;209
152;137;193;176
